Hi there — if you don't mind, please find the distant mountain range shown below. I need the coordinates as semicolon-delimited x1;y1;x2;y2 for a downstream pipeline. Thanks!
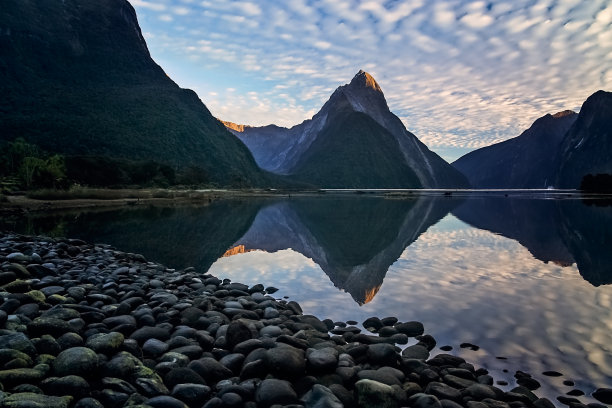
0;0;267;186
224;71;469;189
453;90;612;189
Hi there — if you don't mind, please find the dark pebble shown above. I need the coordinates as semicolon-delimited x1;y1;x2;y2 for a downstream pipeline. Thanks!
542;371;563;377
593;388;612;405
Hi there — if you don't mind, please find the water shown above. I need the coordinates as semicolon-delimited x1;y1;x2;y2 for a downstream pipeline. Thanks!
2;194;611;404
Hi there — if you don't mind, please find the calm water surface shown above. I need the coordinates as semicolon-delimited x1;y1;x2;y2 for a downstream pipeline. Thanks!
2;195;611;404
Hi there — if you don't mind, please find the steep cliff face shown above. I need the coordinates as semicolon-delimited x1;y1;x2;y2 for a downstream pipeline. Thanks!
0;0;267;186
452;111;577;188
556;91;612;188
226;71;469;188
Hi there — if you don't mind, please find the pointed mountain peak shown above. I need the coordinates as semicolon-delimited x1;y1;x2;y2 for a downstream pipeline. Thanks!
349;70;383;93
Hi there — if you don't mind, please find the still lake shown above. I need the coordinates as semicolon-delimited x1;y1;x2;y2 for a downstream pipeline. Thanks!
2;193;611;404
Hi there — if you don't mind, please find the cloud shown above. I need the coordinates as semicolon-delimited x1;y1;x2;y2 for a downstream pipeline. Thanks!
130;0;166;11
460;12;494;28
130;0;612;155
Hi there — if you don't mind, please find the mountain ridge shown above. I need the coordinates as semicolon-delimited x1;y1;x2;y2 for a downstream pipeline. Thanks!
452;110;578;188
0;0;268;186
224;70;469;188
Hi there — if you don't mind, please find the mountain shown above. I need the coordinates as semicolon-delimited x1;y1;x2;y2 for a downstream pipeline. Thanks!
0;0;267;186
452;111;577;188
224;71;469;188
556;90;612;188
223;196;455;304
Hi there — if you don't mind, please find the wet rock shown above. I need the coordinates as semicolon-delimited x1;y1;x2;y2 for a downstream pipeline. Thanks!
368;343;398;366
226;321;252;350
171;383;212;406
402;344;429;360
357;367;403;386
255;378;298;407
0;392;72;408
425;382;462;401
307;347;339;372
74;397;104;408
85;331;124;355
517;376;541;390
301;384;343;408
355;379;403;408
142;338;169;357
395;321;424;337
146;395;189;408
40;375;90;398
593;388;612;405
53;347;99;377
407;393;443;408
164;367;206;389
188;357;233;383
266;344;305;378
130;326;171;344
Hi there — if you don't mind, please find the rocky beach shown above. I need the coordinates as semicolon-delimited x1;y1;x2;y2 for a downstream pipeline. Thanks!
0;232;610;408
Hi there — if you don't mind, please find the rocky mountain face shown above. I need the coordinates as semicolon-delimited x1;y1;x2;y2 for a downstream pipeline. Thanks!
556;90;612;188
0;0;267;186
225;71;469;188
452;111;578;188
452;90;612;190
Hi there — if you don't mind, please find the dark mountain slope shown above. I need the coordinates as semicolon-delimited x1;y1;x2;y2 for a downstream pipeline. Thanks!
0;0;267;186
557;90;612;188
291;95;422;188
452;111;577;188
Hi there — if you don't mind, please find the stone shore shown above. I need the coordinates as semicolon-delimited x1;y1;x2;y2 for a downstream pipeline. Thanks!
0;232;610;408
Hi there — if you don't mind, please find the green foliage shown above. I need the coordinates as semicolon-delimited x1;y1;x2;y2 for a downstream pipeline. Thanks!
0;138;67;189
65;156;176;188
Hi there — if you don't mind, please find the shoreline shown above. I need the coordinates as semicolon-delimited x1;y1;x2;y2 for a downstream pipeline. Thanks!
0;232;609;407
1;188;606;216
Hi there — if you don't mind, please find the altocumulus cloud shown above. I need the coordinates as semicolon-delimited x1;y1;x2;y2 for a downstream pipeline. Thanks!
131;0;612;159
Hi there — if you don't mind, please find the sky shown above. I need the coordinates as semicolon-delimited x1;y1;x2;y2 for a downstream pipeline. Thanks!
130;0;612;162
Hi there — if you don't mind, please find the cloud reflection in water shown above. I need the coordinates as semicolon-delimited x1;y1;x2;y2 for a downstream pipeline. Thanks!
209;213;612;403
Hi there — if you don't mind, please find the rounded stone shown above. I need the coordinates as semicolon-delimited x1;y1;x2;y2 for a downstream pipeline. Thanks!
255;378;298;406
164;367;206;389
301;384;343;408
266;345;305;378
85;332;124;355
171;383;212;406
368;343;398;366
593;388;612;405
53;347;99;377
355;379;403;408
146;395;189;408
143;338;169;357
307;347;339;372
394;321;425;337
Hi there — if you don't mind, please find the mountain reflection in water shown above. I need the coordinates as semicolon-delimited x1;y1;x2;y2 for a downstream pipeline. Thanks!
2;194;612;403
452;197;612;286
222;197;454;304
